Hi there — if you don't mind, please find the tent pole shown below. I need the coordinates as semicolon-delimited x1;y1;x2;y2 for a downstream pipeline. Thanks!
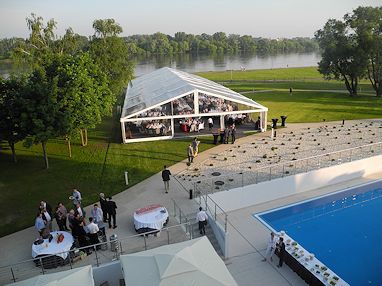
121;121;126;143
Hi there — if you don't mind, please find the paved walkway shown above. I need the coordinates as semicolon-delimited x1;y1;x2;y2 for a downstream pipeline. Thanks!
0;119;380;285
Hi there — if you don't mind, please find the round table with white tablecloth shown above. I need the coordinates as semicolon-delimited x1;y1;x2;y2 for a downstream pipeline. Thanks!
32;231;74;268
133;204;169;234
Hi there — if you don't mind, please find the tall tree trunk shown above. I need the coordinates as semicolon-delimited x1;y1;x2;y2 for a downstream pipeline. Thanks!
79;129;85;146
9;141;17;163
66;136;72;158
84;128;88;146
41;141;49;169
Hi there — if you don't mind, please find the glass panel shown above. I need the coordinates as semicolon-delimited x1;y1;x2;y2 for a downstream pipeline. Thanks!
198;92;238;113
124;119;172;140
136;102;172;118
172;93;194;115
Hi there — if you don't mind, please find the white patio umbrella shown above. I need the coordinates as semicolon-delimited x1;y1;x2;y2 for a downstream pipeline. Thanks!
7;265;94;286
120;236;237;286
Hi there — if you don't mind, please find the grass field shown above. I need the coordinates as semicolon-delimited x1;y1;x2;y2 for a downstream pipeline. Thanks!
248;90;382;122
0;66;381;237
0;115;215;237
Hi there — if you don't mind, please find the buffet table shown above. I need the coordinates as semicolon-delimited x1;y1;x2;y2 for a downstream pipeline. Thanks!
276;232;349;286
133;204;169;234
32;231;74;268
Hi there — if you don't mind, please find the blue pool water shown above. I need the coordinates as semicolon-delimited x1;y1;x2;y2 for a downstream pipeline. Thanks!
255;180;382;286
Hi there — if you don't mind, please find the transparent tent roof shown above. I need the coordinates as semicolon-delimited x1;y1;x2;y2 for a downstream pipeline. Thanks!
121;67;267;120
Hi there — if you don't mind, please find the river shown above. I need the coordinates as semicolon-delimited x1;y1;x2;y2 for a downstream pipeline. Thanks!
133;51;321;76
0;52;321;78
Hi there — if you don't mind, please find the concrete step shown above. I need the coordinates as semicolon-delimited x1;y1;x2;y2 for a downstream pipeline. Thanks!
191;222;224;258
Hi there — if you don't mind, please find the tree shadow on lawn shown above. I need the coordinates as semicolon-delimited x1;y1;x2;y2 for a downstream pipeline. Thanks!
0;153;172;237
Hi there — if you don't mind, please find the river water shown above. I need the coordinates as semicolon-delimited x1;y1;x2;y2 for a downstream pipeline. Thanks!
0;52;321;77
133;51;321;76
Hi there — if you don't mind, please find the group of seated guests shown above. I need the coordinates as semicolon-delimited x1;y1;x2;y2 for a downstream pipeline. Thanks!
198;93;237;113
173;94;194;115
179;118;204;132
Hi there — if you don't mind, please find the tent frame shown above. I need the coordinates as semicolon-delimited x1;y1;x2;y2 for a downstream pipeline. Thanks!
120;73;268;144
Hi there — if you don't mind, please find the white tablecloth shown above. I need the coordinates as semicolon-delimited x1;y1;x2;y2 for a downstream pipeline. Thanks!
133;204;169;231
32;231;74;260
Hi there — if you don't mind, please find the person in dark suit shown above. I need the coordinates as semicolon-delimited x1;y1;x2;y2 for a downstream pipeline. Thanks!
161;165;171;193
276;237;286;268
107;197;117;229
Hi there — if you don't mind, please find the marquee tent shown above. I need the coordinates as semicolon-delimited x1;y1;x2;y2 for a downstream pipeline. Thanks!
7;266;95;286
120;236;238;286
120;67;268;143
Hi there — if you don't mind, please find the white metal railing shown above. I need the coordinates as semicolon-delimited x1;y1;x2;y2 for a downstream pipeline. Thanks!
0;222;192;285
193;141;382;195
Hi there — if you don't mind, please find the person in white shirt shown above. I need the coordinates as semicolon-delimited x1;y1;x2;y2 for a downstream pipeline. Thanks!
71;188;82;205
87;217;100;248
208;117;213;130
91;204;105;235
262;232;277;262
41;208;52;231
196;207;208;235
76;203;84;218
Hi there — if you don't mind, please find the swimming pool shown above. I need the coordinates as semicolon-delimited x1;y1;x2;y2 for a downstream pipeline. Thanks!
255;180;382;286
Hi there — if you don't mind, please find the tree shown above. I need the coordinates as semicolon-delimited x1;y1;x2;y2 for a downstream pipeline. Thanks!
56;53;113;153
23;65;63;169
315;19;366;96
0;76;28;162
346;6;382;97
89;19;134;98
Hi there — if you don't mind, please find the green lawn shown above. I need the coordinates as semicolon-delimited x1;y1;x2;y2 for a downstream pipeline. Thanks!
246;90;382;122
0;115;215;237
1;66;381;237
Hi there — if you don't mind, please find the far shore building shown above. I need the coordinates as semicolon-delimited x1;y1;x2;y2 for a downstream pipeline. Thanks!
120;67;268;143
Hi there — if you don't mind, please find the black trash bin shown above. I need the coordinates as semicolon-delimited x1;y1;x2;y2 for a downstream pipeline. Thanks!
280;116;287;127
271;118;278;129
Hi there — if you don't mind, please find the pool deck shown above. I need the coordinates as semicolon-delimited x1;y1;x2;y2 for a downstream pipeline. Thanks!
223;173;382;286
0;120;381;286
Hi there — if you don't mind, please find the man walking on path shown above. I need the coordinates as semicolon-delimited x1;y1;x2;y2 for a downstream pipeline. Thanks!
107;197;117;229
187;143;194;164
197;207;208;235
276;237;286;268
161;165;171;193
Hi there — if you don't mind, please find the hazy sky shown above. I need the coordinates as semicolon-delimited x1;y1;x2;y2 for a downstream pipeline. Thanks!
0;0;380;39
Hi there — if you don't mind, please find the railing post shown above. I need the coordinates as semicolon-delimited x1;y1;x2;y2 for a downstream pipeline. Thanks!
143;234;147;250
68;250;73;269
241;172;244;187
256;170;258;184
179;211;182;224
224;215;228;233
39;257;45;275
167;228;170;245
10;267;16;283
282;164;285;177
173;199;176;217
214;204;217;220
269;167;272;181
119;241;123;254
94;247;99;267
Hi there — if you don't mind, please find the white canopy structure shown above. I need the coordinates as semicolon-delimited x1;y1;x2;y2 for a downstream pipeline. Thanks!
7;266;94;286
120;236;238;286
120;67;268;143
